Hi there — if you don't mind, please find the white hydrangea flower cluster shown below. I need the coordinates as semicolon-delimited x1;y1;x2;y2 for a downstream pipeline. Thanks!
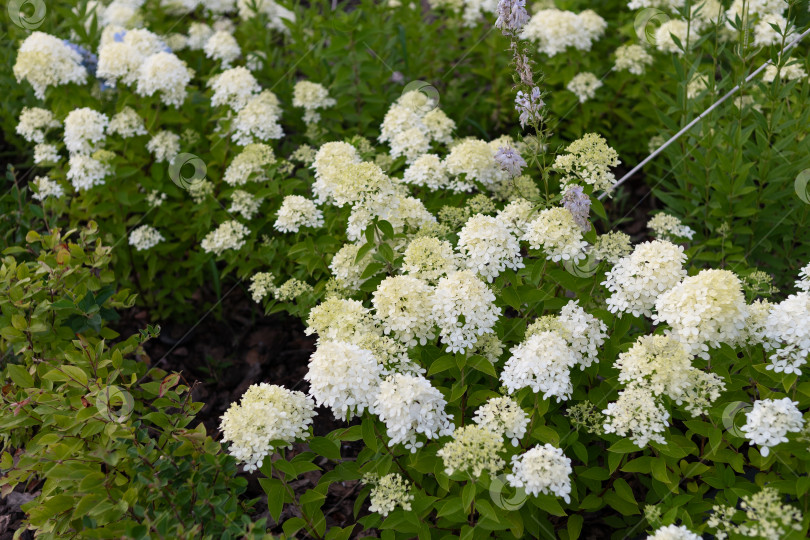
432;270;501;353
248;272;276;302
372;276;436;347
374;373;455;451
603;240;687;317
648;213;695;241
232;90;284;145
646;524;701;540
520;8;606;57
709;487;803;540
762;62;808;83
538;300;608;369
64;108;109;156
236;0;296;33
522;206;589;263
567;72;603;103
603;384;671;446
653;269;748;358
764;292;810;374
379;91;456;163
613;335;694;398
444;139;506;191
507;444;572;502
496;198;535;237
501;331;578;402
146;131;180;163
329;243;370;291
274;195;324;233
13;32;88;99
796;262;810;292
209;66;261;110
402;236;459;284
403;154;450;190
67;153;112;191
200;220;250;256
220;383;316;472
473;396;529;446
136;51;193;107
363;473;414;517
229;189;262;220
223;143;275;185
457;214;524;282
305;340;383;419
128;224;165;251
34;144;61;165
310;142;362;204
438;424;506;477
741;398;804;457
553;133;620;194
614;44;654;75
292;81;336;124
592;231;632;263
16;108;60;143
31;176;65;201
108;107;147;138
305;297;377;343
203;30;241;67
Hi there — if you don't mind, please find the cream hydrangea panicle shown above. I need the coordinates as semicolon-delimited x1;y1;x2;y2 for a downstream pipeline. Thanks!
558;300;608;369
423;108;455;144
188;22;214;49
403;154;451;190
128;225;165;251
653;269;748;358
614;44;654;75
293;81;336;124
763;292;810;374
741;398;804;457
64;108;109;156
232;90;284;145
648;212;695;241
753;13;793;47
709;487;803;540
520;8;606;57
305;297;378;343
496;198;535;237
200;220;249;256
273;278;313;301
603;385;670;447
373;373;455;451
655;19;693;54
506;444;572;502
311;141;362;203
457;214;524;282
136;52;192;107
501;331;578;401
67;154;111;191
329;243;370;291
229;189;262;220
646;525;701;540
220;383;315;472
146;131;180;163
567;72;603;103
16;108;60;143
473;396;529;446
445;138;505;189
34;144;60;165
236;0;295;33
203;30;241;67
31;176;64;201
614;335;694;398
402;236;458;284
274;195;324;233
796;262;810;292
674;368;725;416
438;425;506;477
432;270;501;353
603;240;687;317
553;133;620;194
13;32;88;99
762;62;808;83
108;107;147;138
208;66;260;111
305;340;382;419
249;272;276;302
363;473;414;516
223;143;275;185
522;206;589;263
372;276;436;346
592;231;632;263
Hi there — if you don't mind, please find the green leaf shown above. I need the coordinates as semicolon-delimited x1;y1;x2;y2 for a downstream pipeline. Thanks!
7;364;34;388
567;514;584;540
310;437;342;461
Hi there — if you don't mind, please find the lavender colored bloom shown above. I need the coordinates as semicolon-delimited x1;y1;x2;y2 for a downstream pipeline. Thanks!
495;0;530;36
63;40;98;76
390;71;405;84
495;146;527;177
515;86;545;129
562;185;591;232
514;50;534;87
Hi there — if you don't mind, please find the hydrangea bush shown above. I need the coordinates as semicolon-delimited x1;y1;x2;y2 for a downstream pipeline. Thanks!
3;0;810;538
